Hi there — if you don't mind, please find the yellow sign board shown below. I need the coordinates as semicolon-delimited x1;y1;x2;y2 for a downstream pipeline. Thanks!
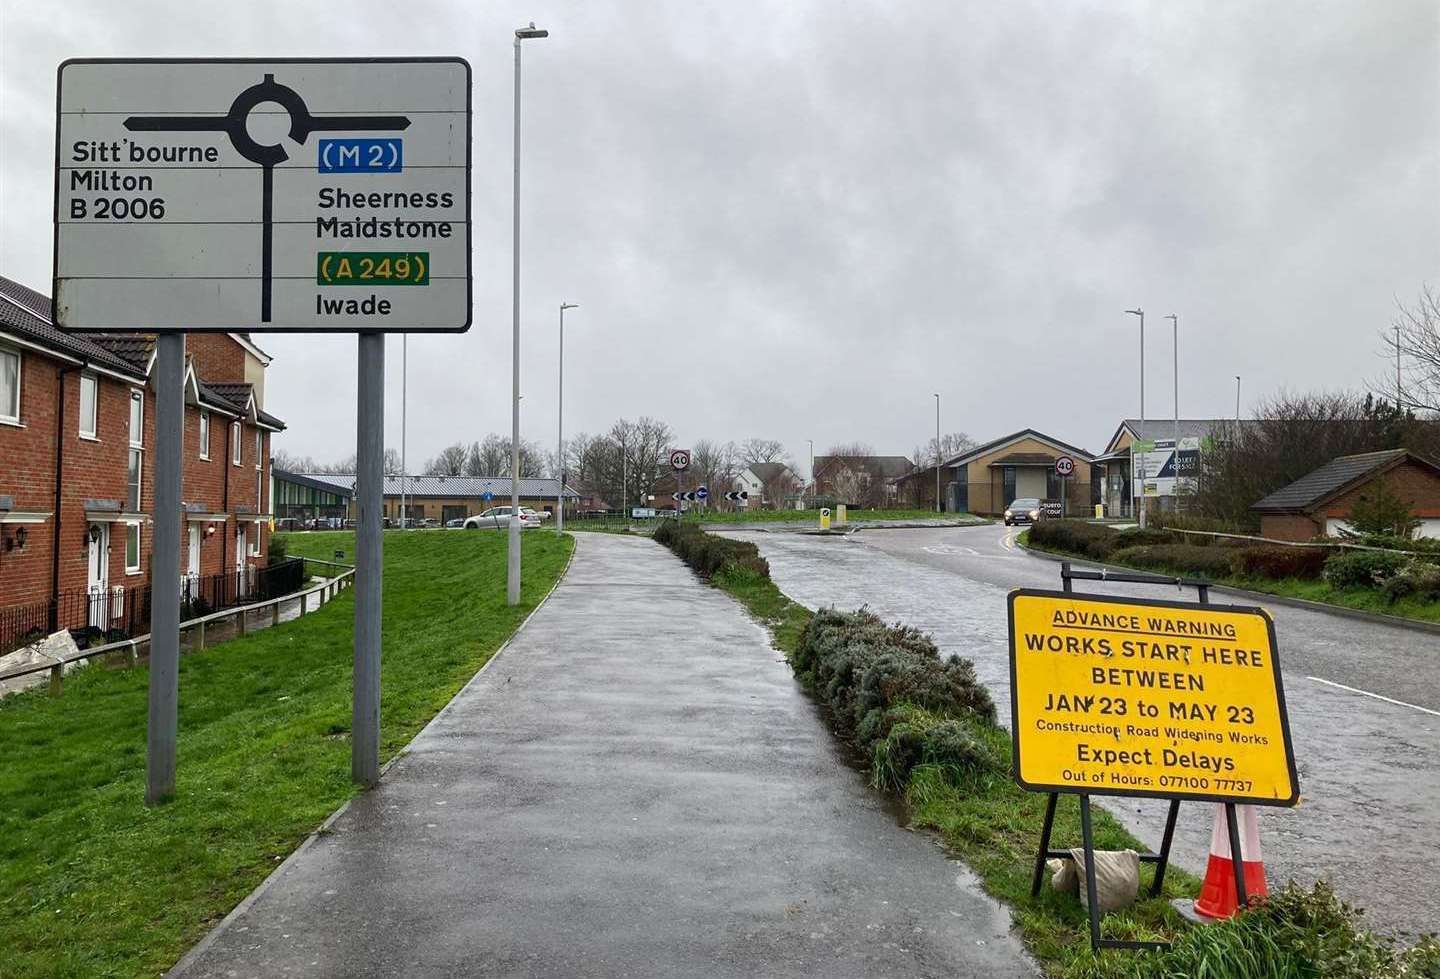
1007;589;1298;806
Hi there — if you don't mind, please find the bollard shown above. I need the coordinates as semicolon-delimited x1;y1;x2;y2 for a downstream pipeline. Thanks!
49;662;62;697
128;640;139;666
272;603;281;627
819;507;831;531
836;503;847;526
237;609;247;636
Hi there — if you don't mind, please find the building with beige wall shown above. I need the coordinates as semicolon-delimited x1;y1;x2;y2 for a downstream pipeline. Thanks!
897;429;1094;515
293;473;580;525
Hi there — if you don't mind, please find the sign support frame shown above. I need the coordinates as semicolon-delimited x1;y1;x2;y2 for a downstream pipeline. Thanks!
1026;562;1251;952
351;332;383;785
145;332;185;805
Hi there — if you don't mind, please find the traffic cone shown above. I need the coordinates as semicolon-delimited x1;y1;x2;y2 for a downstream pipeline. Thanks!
1194;804;1267;919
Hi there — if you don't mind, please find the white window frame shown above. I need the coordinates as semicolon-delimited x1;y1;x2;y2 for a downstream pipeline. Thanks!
124;521;142;574
232;421;242;466
254;430;262;469
199;409;210;460
128;389;144;447
0;345;20;425
127;447;143;513
255;468;263;509
78;372;98;439
249;520;262;556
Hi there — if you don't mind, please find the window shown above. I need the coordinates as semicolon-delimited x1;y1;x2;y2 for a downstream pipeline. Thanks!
256;468;263;509
254;430;262;468
127;390;144;511
79;373;98;438
1002;466;1017;505
232;421;242;465
199;410;210;459
0;346;19;423
125;523;141;573
249;521;261;556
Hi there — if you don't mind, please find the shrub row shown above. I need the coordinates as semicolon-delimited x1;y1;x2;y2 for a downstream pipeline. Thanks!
653;520;770;579
792;608;999;790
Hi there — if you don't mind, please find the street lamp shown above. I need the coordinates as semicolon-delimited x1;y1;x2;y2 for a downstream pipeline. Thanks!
807;438;814;505
1235;375;1241;426
934;393;941;513
1166;313;1178;502
509;22;548;607
556;302;578;534
1125;307;1145;526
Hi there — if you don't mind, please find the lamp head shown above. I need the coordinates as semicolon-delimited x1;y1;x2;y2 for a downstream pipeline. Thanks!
561;302;579;311
516;23;549;38
1125;308;1143;317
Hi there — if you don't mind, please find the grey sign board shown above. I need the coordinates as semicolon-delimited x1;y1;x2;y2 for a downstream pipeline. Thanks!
53;58;471;332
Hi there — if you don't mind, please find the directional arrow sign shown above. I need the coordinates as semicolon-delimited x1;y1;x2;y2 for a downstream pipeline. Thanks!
53;58;471;333
695;485;709;501
724;490;749;502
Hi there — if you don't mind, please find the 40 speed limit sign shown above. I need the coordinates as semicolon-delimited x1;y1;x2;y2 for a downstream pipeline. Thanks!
1007;589;1298;806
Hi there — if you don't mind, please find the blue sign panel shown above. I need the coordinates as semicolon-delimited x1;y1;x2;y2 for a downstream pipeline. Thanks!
695;485;709;501
318;138;404;173
481;490;493;502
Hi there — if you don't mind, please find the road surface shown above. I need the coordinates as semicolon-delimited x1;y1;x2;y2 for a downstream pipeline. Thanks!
726;523;1440;938
173;533;1033;978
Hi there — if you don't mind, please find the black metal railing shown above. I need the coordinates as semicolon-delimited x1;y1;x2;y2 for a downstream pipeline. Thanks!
1;558;306;655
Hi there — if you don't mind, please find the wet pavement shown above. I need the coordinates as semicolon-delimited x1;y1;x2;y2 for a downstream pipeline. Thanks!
172;533;1035;978
723;523;1440;938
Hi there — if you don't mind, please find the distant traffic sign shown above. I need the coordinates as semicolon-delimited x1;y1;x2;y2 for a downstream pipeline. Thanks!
481;491;493;502
723;490;748;502
669;449;691;471
1054;455;1075;477
53;58;471;332
695;485;709;501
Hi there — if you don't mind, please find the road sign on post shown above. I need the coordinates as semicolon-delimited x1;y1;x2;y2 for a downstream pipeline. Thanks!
53;58;471;798
669;449;691;471
1054;456;1074;516
54;58;471;332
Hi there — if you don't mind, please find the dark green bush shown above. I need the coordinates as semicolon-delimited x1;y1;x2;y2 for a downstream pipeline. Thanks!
267;533;288;561
1322;550;1409;590
1111;527;1174;549
1230;545;1330;580
1380;561;1440;604
654;521;770;579
1108;543;1237;578
793;608;995;789
1028;520;1120;560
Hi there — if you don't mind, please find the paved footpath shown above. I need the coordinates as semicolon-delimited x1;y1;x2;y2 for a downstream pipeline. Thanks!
173;533;1034;978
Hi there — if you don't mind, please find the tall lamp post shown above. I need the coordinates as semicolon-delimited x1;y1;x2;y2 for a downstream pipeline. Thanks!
1166;313;1178;504
934;393;941;513
509;22;548;606
1125;307;1145;526
807;438;814;505
556;302;578;534
1235;375;1241;426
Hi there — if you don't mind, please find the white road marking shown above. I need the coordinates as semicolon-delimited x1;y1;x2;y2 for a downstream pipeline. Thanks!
1307;676;1440;717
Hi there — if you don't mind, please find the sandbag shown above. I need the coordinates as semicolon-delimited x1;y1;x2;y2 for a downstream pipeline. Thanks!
1068;848;1140;913
1047;856;1078;895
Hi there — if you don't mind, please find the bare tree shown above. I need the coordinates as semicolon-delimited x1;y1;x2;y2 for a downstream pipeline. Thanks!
465;434;508;477
914;432;977;467
383;447;403;476
612;416;675;504
692;439;740;506
739;438;787;467
1382;287;1440;414
820;442;880;506
425;442;470;476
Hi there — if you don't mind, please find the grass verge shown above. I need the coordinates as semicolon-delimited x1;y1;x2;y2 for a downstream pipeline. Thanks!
0;529;571;978
685;528;1437;977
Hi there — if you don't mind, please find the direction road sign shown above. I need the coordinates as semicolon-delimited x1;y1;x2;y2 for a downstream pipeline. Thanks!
53;58;471;332
723;490;749;502
1054;455;1075;477
481;491;493;502
669;449;691;471
695;485;709;501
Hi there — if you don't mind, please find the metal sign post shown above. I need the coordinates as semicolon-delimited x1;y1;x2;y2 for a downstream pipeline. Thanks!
54;58;471;797
1054;455;1074;518
670;449;690;518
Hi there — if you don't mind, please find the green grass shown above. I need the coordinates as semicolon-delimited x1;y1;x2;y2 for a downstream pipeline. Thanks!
688;507;984;524
0;529;572;978
704;556;1201;976
1019;533;1440;626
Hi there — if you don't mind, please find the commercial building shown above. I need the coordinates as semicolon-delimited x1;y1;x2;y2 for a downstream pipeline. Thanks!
285;473;580;525
0;274;283;650
1251;449;1440;541
897;430;1093;515
1091;419;1245;518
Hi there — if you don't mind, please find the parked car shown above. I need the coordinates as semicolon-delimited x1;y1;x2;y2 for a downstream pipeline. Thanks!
1003;498;1043;526
463;506;539;530
445;517;467;528
520;507;551;522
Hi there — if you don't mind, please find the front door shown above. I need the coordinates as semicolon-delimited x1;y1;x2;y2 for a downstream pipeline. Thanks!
185;524;201;602
87;522;109;629
235;525;248;598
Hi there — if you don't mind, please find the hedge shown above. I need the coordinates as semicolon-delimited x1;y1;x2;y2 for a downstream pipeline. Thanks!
1323;550;1409;590
1026;520;1119;560
654;520;770;579
1229;545;1329;580
1108;543;1237;578
793;608;997;790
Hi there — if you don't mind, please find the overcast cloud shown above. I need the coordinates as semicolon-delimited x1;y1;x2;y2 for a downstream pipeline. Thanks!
3;1;1437;472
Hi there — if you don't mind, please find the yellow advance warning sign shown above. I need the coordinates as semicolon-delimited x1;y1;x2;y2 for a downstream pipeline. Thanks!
1007;589;1298;806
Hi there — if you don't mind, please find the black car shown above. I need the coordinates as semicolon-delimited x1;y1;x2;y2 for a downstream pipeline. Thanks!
1003;498;1042;525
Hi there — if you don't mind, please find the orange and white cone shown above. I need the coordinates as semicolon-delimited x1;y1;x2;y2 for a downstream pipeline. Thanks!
1194;804;1267;919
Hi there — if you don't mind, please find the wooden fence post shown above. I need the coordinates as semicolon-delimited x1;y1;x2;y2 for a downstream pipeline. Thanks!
196;621;206;651
49;662;62;696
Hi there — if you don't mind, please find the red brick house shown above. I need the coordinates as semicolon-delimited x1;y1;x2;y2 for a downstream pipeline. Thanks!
1251;449;1440;541
0;274;284;647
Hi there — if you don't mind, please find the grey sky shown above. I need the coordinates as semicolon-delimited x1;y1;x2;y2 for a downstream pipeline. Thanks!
3;1;1437;473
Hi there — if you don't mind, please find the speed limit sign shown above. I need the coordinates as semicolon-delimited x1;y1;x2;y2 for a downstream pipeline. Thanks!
670;449;691;471
1054;456;1075;477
